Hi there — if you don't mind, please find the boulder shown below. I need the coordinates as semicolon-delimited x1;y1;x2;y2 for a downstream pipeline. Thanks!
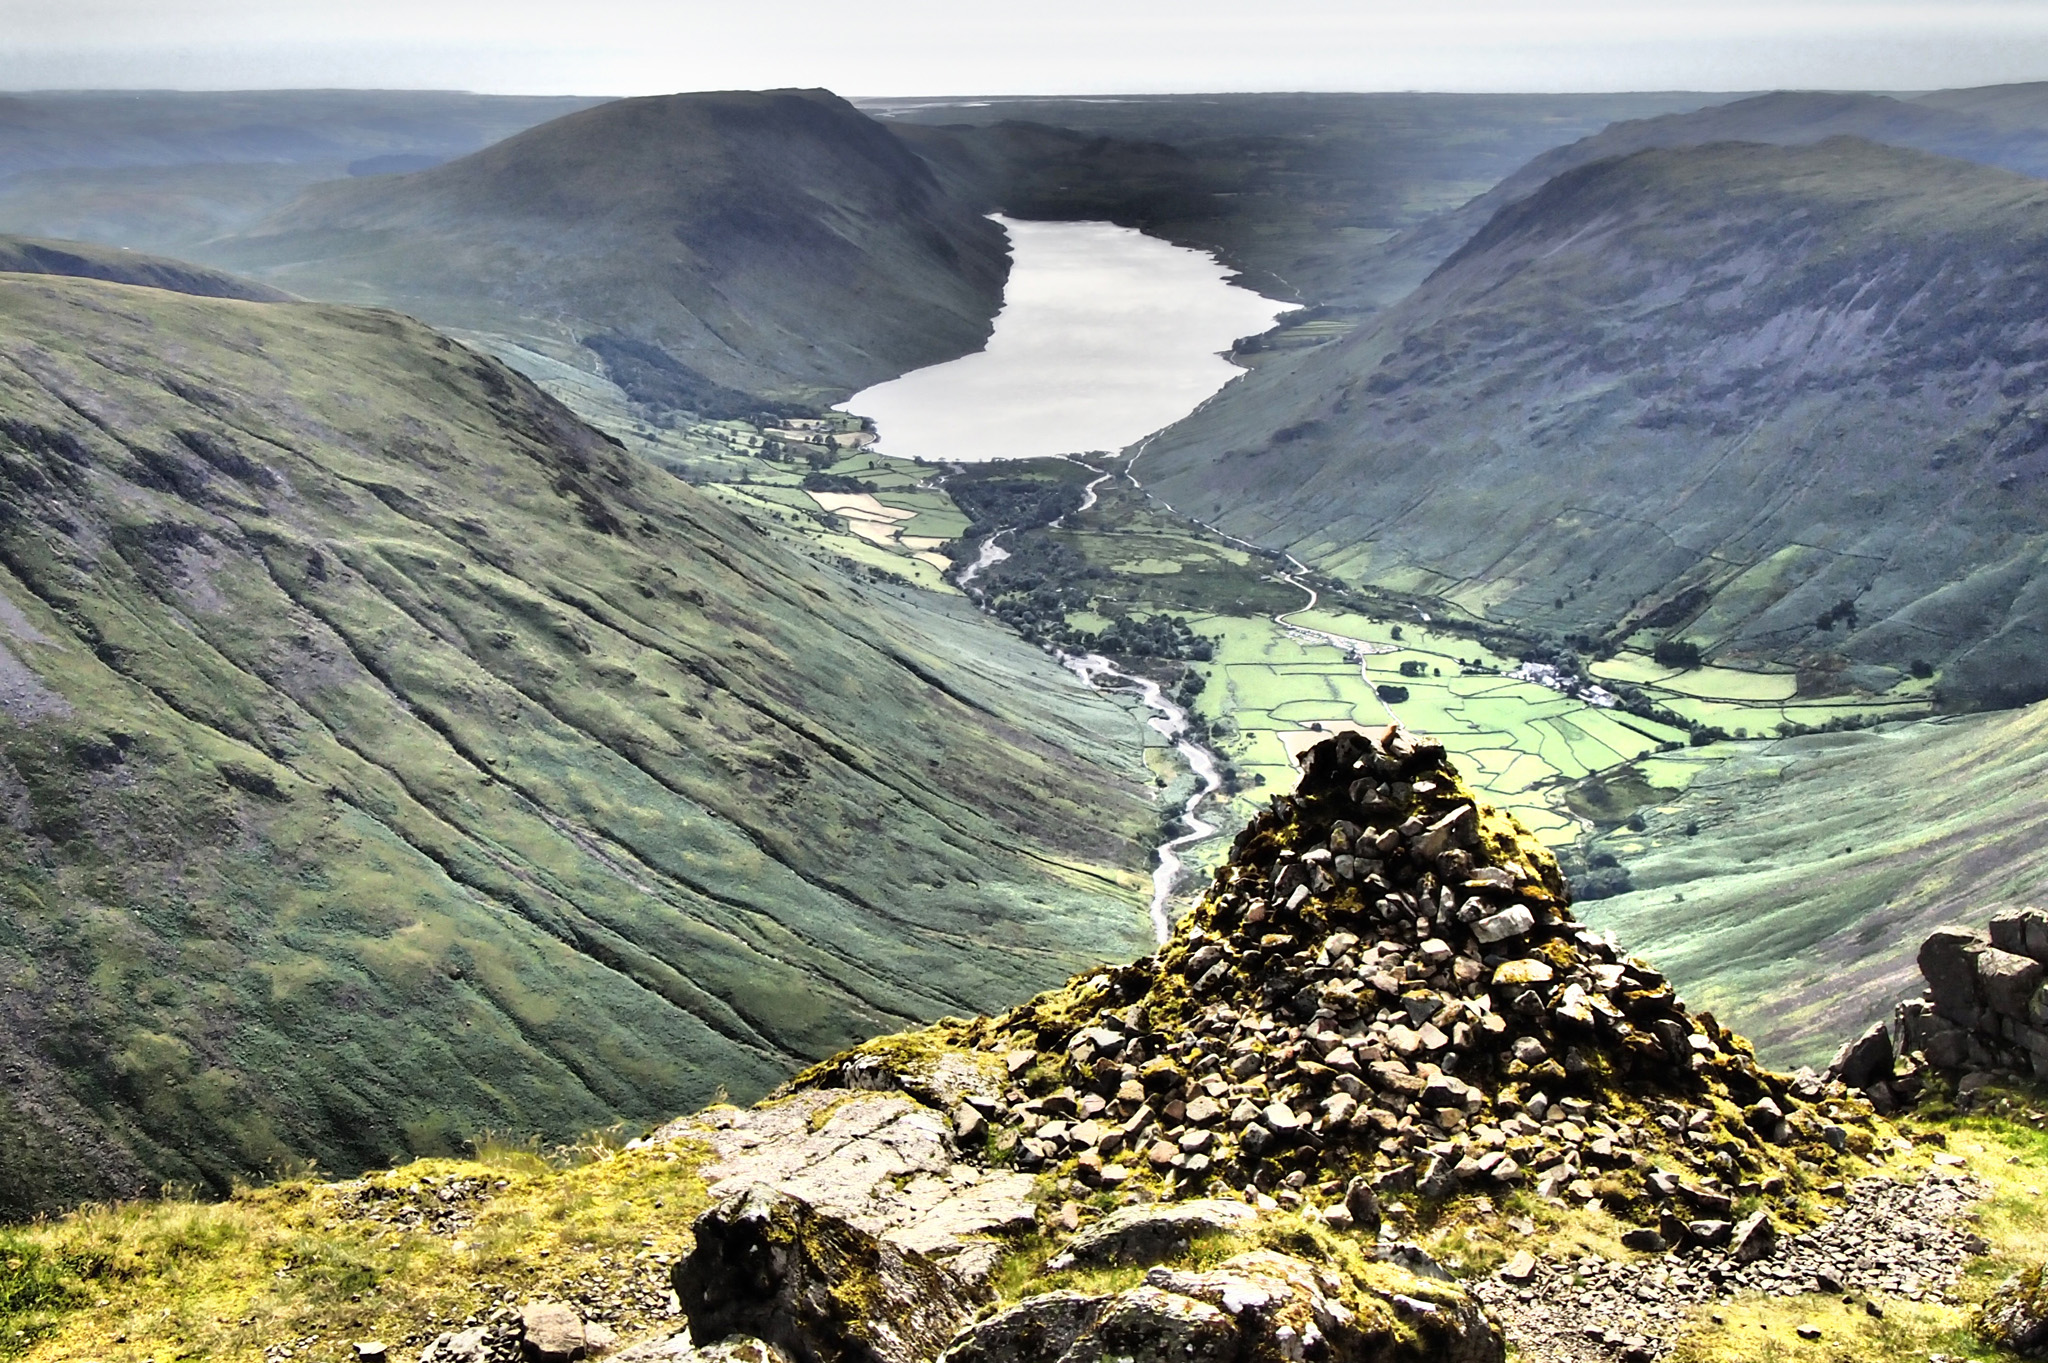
941;1250;1502;1363
1471;907;1534;945
420;1329;491;1363
939;1287;1235;1363
1044;1199;1258;1270
521;1302;599;1362
1828;1021;1894;1089
1990;908;2048;964
614;1338;796;1363
674;1186;978;1363
1730;1211;1777;1265
1979;1263;2048;1356
1979;949;2046;1022
1920;926;1989;1027
1898;999;1976;1070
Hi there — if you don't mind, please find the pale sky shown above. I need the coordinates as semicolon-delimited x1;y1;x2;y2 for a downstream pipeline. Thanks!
2;0;2046;95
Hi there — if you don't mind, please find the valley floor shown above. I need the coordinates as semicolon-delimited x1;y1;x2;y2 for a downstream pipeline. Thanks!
527;367;1998;1076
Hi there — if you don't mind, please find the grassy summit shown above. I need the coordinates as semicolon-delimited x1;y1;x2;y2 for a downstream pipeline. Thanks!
0;272;1156;1215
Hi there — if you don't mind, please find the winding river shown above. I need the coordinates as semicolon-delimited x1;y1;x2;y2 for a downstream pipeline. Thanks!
855;220;1296;936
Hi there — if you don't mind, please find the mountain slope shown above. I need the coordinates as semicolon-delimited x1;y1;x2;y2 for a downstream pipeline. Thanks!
0;91;612;259
0;232;288;301
1576;703;2048;1067
1139;137;2048;709
0;274;1154;1215
1368;90;2048;301
0;91;609;181
871;91;1725;310
207;89;1010;405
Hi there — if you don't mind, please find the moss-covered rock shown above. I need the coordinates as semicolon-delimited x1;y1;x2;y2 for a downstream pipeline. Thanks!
674;1185;981;1363
1979;1261;2048;1356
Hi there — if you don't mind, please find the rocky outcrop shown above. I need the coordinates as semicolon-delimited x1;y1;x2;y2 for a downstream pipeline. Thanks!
1827;907;2048;1108
640;1089;1038;1294
943;1250;1500;1363
673;1186;980;1363
1042;1200;1257;1270
614;728;1930;1363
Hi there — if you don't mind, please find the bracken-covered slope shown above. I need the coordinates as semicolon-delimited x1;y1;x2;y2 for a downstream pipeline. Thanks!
0;273;1155;1215
1140;138;2048;710
206;89;1011;406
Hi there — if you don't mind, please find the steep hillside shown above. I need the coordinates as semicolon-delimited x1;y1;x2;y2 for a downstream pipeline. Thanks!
208;89;1011;405
1139;138;2048;710
0;274;1156;1216
1575;703;2048;1067
0;232;288;301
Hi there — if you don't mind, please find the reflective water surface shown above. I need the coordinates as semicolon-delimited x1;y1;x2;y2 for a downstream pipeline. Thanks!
841;216;1296;462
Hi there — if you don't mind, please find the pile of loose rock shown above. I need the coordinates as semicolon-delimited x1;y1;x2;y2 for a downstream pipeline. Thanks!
813;727;1877;1239
1829;907;2048;1112
447;726;1963;1363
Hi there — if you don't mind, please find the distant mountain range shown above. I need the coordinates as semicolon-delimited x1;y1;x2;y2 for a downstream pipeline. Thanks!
0;90;610;259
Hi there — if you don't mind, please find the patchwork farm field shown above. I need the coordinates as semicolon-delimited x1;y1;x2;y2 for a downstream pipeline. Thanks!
1187;608;1685;843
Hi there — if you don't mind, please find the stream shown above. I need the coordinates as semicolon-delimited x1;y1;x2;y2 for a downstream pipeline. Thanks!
959;461;1225;942
1059;653;1223;942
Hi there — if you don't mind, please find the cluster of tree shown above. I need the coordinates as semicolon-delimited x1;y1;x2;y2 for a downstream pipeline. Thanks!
800;470;877;494
1772;712;1891;738
946;475;1087;542
1653;637;1702;669
1086;613;1215;662
1814;597;1861;632
972;533;1102;646
1553;845;1634;902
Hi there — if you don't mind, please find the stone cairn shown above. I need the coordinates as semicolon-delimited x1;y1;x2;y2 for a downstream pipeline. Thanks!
803;726;1879;1252
1829;908;2048;1112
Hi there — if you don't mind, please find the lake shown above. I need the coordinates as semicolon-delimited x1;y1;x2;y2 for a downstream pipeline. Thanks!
839;216;1297;463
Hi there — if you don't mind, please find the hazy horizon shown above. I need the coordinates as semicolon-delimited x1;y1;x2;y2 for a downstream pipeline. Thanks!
2;0;2046;97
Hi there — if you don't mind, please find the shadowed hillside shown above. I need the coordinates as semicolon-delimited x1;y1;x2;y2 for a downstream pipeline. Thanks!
1139;137;2048;711
208;89;1012;406
0;274;1154;1215
871;91;1726;310
0;232;289;301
